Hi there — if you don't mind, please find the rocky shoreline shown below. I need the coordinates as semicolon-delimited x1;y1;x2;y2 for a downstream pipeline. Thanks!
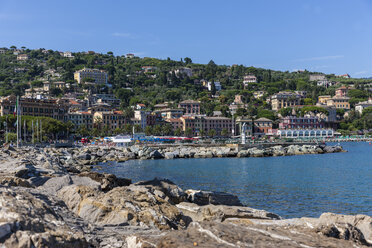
1;145;371;247
59;144;346;169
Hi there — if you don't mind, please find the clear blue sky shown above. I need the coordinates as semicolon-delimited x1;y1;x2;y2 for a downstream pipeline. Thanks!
1;0;372;77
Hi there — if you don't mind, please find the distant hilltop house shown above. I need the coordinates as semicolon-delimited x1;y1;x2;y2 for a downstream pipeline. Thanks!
126;53;135;58
253;91;266;99
0;48;6;54
74;68;108;84
63;51;74;58
141;66;157;73
243;74;257;86
317;79;337;88
207;81;221;91
355;98;372;114
173;67;193;77
17;54;29;61
336;74;351;79
309;74;326;81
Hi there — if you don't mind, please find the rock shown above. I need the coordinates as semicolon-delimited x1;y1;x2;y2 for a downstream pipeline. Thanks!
78;171;131;192
302;212;372;245
176;202;281;222
185;189;242;206
135;178;187;204
58;184;186;230
164;152;176;159
0;186;91;247
0;176;33;188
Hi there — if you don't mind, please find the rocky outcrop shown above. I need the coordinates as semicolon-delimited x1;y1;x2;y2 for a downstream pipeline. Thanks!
57;184;186;230
78;171;131;192
0;186;90;247
185;189;242;206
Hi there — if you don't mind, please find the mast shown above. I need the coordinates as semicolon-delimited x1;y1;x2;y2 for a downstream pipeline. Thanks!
16;96;19;148
24;120;26;143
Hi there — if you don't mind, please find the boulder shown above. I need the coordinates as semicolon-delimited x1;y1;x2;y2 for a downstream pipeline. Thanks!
176;202;280;222
185;189;242;206
58;184;186;230
0;186;90;247
78;171;131;192
135;178;187;204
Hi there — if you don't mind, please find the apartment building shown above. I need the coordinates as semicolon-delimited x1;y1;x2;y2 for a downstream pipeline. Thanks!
93;111;129;130
243;75;257;86
0;96;69;122
279;116;324;129
74;68;108;84
254;118;273;136
271;92;302;111
173;67;193;77
68;111;93;130
17;54;29;61
178;100;200;115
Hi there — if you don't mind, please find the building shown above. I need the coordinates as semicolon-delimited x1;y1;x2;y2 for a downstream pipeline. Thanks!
271;92;302;111
134;110;152;129
253;91;266;99
63;52;74;58
335;86;350;97
316;79;336;88
54;81;66;89
327;97;350;109
178;100;200;115
309;74;326;81
279;116;324;129
165;118;183;132
173;67;193;77
0;96;69;122
88;103;113;113
243;75;257;86
154;108;184;120
180;116;195;135
154;102;171;110
17;54;28;61
93;111;128;130
355;98;372;114
207;81;221;91
234;95;244;104
277;129;334;138
126;53;134;58
135;103;146;110
68;111;93;130
141;66;157;73
318;95;332;104
0;49;6;54
253;118;273;136
337;74;351;79
235;117;253;139
74;68;108;84
93;94;120;108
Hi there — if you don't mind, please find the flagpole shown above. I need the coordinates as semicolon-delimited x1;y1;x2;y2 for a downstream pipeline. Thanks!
24;120;26;144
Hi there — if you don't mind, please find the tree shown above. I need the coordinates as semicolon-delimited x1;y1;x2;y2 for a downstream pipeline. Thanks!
174;128;182;136
210;82;216;95
107;51;114;55
184;57;192;64
208;129;216;137
185;127;192;137
221;128;228;137
76;126;89;137
145;126;153;135
115;88;133;107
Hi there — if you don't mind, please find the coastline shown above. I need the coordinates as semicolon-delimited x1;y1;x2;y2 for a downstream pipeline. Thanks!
1;145;371;247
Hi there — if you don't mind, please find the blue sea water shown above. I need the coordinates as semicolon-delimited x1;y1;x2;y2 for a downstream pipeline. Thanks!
96;142;372;218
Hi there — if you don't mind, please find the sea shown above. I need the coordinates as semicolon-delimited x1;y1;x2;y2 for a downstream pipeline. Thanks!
96;142;372;218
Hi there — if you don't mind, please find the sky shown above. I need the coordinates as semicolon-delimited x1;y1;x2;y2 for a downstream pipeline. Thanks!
1;0;372;77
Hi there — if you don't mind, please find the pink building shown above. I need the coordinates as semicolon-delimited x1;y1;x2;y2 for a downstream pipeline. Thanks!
279;116;324;129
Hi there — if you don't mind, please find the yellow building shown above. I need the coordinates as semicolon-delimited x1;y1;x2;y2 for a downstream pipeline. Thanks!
326;97;350;109
318;95;332;104
271;92;302;111
93;111;128;130
74;68;108;84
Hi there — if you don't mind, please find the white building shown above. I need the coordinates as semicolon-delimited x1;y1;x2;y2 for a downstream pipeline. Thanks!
174;67;193;77
134;110;151;129
63;51;74;58
310;74;326;81
277;129;334;138
355;99;372;114
207;81;221;91
243;75;257;86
